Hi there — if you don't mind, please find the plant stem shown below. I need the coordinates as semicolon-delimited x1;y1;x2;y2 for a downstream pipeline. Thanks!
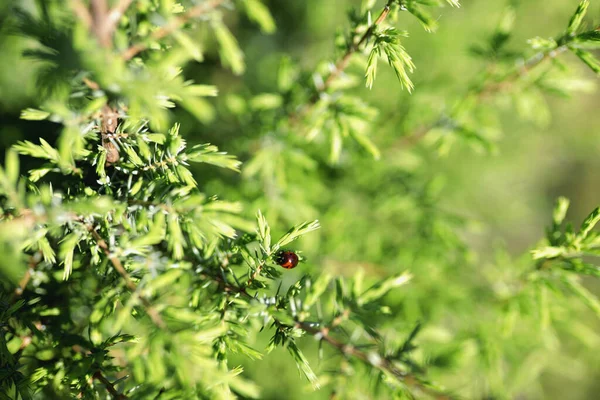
122;0;226;60
105;0;134;37
71;0;93;29
88;226;166;329
12;253;41;299
296;320;455;400
289;0;395;124
210;272;452;399
395;29;594;150
321;0;394;93
93;370;129;400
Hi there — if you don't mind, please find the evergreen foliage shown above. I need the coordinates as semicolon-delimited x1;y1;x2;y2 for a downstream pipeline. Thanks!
0;0;599;399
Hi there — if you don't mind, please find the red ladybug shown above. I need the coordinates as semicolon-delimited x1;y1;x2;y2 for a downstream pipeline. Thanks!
275;250;299;269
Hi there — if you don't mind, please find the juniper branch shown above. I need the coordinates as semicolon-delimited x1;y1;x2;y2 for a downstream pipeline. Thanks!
296;320;455;400
93;370;129;400
88;225;166;329
289;0;395;124
320;0;394;93
395;26;598;150
70;0;93;30
211;270;449;398
105;0;134;38
90;0;110;47
122;0;226;60
12;252;41;298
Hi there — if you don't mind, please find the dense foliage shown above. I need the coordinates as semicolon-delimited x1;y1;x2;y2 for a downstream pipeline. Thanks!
1;0;600;399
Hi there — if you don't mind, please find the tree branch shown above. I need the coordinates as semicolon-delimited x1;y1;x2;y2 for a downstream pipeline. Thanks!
394;29;594;150
105;0;134;37
289;0;394;124
93;370;129;400
90;0;110;47
70;0;93;29
88;226;166;329
208;271;452;399
12;253;41;299
122;0;226;60
297;321;455;400
321;0;393;93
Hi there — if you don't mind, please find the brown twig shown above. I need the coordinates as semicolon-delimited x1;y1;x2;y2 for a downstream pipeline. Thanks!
393;20;600;151
71;0;93;30
88;226;166;329
289;1;394;125
244;262;264;289
90;0;110;47
208;272;451;398
394;44;571;150
321;1;393;93
122;0;226;60
93;370;129;400
105;0;134;37
13;253;42;299
297;321;455;400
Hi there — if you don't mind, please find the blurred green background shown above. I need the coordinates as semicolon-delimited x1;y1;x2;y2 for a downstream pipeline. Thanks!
1;0;600;398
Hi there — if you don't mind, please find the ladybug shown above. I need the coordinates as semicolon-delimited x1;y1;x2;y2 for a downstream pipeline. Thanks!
275;250;299;269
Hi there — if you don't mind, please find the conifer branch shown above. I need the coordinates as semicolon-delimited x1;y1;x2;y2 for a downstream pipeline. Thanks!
320;0;394;93
289;0;395;124
122;0;227;60
71;0;93;30
213;273;450;398
88;226;166;329
90;0;111;47
296;321;455;400
105;0;134;37
93;370;129;400
396;25;599;150
13;253;41;298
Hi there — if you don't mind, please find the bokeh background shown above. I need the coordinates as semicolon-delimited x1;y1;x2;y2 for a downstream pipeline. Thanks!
1;0;600;398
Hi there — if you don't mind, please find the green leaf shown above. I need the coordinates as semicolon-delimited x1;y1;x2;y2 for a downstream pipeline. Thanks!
358;271;412;305
365;45;380;90
349;128;381;160
185;144;241;172
274;220;320;251
528;36;558;51
129;212;166;249
167;213;185;260
243;0;276;34
531;246;565;260
330;126;343;164
287;341;320;389
173;31;204;61
186;84;218;97
406;3;438;32
20;108;50;120
571;30;600;49
59;232;81;280
148;269;184;292
368;28;415;92
256;210;271;254
566;0;589;36
562;275;600;317
578;206;600;239
303;273;332;309
13;139;59;162
213;19;246;75
572;48;600;74
553;197;570;226
249;93;283;110
5;149;19;185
